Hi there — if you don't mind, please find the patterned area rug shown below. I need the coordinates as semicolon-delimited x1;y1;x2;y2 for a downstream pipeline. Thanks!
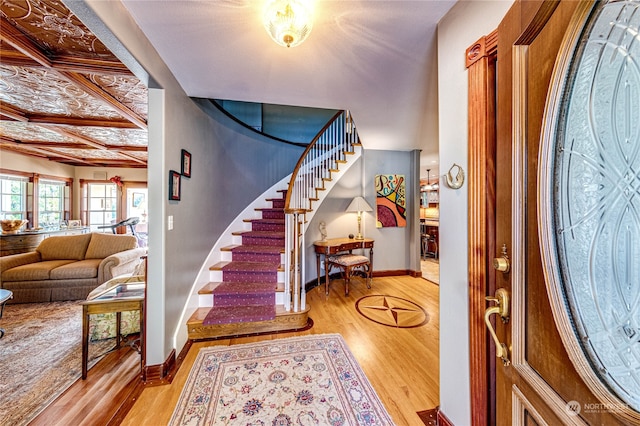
0;301;121;426
169;334;394;425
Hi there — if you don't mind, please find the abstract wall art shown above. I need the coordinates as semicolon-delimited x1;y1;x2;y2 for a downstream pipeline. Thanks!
375;174;406;228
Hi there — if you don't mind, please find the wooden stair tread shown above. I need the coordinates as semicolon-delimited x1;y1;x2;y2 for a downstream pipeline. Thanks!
221;244;284;253
243;218;285;223
187;305;311;339
188;305;310;324
199;281;285;295
231;230;284;237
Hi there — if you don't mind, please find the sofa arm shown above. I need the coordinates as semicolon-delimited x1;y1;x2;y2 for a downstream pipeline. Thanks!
0;252;42;276
97;248;147;285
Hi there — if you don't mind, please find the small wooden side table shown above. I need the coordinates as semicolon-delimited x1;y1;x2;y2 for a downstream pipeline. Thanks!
313;237;374;295
80;279;144;379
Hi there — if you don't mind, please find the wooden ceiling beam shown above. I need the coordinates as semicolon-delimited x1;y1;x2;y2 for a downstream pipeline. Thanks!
46;157;146;167
0;104;28;122
0;49;41;67
0;48;133;76
0;139;147;152
53;55;132;76
59;71;147;130
1;104;138;128
106;145;147;152
0;140;96;166
39;124;109;150
28;115;138;128
111;152;146;165
0;17;52;67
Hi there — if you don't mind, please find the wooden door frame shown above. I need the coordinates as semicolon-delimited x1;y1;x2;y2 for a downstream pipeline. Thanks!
466;31;498;426
467;1;630;425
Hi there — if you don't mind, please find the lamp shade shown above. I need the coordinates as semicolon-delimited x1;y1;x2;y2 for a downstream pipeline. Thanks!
346;196;373;213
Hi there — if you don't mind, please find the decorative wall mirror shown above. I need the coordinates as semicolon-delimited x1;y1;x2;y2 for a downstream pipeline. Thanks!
539;0;640;422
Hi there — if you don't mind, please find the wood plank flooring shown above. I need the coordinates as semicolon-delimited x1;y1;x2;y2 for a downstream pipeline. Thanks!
34;275;439;425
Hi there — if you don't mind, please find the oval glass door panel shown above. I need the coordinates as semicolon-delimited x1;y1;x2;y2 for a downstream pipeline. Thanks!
551;0;640;412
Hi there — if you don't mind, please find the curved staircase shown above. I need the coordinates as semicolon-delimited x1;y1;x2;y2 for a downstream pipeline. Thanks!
186;190;310;339
185;110;362;340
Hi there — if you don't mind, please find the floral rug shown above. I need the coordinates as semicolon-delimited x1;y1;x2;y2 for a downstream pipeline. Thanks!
169;334;395;425
0;301;135;426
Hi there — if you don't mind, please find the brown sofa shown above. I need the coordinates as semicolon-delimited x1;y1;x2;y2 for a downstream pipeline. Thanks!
0;232;146;303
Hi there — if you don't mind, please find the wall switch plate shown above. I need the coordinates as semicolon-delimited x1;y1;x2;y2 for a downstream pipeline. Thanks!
168;215;173;230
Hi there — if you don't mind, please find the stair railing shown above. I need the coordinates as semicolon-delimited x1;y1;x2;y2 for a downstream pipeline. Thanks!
284;110;360;312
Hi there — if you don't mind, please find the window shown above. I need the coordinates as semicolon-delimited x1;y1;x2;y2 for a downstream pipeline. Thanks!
38;180;65;226
0;174;27;220
87;183;117;231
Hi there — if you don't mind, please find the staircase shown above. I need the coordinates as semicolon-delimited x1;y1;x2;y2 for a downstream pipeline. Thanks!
185;110;362;340
186;190;309;339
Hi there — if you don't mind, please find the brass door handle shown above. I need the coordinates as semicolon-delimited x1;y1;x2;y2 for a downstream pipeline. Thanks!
485;288;510;366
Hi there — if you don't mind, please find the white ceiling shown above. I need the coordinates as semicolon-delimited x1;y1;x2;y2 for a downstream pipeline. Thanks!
120;0;455;179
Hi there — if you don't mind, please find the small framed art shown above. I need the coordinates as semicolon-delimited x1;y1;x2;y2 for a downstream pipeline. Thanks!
132;192;145;208
169;170;181;201
68;220;81;228
181;149;192;178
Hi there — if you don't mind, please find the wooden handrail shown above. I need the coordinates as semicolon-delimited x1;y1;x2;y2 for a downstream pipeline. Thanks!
283;110;361;313
284;110;345;212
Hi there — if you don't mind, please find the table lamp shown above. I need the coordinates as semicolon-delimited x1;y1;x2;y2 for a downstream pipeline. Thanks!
346;196;373;240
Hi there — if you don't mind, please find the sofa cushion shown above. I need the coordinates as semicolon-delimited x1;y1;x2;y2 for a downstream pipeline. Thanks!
85;233;137;259
37;234;93;261
50;259;101;280
2;260;76;281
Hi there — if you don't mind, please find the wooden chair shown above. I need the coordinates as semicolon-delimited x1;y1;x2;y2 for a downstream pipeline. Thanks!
327;253;371;296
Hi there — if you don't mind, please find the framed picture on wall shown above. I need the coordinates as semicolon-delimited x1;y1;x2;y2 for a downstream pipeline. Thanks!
169;170;181;201
181;149;192;178
132;192;145;208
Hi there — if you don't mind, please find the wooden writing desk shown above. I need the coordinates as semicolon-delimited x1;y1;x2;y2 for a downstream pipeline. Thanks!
313;237;374;294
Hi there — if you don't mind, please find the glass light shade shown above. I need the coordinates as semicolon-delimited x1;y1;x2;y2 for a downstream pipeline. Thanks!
263;0;313;48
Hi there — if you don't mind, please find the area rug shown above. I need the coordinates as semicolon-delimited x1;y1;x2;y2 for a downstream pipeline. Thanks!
0;301;123;426
169;334;395;425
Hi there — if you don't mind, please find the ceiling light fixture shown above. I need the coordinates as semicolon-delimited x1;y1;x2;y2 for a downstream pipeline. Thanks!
423;169;439;191
263;0;313;48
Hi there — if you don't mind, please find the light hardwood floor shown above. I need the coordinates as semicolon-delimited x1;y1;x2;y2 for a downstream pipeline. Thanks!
36;275;439;425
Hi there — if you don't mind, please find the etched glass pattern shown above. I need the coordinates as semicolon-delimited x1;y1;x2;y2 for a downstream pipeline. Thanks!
554;1;640;410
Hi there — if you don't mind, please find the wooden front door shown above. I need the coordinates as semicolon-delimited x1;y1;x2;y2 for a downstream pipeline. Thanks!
488;0;640;424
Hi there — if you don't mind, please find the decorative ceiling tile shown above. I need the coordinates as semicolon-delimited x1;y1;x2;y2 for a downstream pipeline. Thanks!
89;75;148;119
1;0;118;61
0;65;125;119
0;121;76;143
53;148;127;160
0;0;148;168
62;126;148;147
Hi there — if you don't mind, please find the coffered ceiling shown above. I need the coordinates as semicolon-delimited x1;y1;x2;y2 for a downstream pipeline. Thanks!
0;0;148;168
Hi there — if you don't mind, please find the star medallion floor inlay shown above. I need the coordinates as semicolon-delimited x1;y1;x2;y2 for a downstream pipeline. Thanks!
355;295;429;328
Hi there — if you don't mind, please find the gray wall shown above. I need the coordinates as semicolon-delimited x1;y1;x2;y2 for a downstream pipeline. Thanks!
304;149;420;283
73;0;303;364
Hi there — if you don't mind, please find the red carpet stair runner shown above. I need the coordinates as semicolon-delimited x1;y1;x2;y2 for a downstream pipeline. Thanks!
202;193;285;325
